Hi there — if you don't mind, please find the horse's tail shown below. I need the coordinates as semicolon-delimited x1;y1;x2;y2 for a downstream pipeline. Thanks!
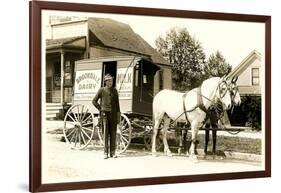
152;91;161;127
152;91;165;129
152;97;156;127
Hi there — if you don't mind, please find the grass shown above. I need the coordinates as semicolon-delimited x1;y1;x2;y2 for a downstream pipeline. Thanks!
196;134;261;154
131;132;261;155
48;128;261;155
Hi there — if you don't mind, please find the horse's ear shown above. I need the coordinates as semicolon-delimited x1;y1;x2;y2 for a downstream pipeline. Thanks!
231;76;238;83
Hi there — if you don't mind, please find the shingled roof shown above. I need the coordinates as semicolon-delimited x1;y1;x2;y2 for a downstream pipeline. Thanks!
88;17;170;66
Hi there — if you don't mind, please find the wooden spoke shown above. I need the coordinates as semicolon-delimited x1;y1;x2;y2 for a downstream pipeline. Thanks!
81;126;93;132
80;131;86;145
66;128;76;138
67;113;76;123
121;127;129;133
80;127;91;140
79;105;84;122
77;105;80;122
122;122;129;128
121;135;129;144
73;111;79;122
82;122;93;127
74;130;78;147
69;129;76;143
78;131;81;146
82;114;92;124
81;108;89;122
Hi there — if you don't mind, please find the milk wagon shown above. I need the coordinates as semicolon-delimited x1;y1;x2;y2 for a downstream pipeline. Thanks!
63;56;164;154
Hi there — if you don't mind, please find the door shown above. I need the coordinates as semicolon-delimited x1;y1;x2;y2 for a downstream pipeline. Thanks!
132;59;158;116
102;61;117;87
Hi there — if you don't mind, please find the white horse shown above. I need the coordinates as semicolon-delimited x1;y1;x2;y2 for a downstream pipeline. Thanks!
151;77;232;160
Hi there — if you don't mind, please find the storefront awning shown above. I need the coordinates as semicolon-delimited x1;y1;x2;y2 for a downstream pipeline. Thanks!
46;36;86;53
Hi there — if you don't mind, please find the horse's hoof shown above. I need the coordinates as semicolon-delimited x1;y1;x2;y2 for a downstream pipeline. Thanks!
177;148;181;155
167;152;173;157
190;154;199;163
152;152;157;157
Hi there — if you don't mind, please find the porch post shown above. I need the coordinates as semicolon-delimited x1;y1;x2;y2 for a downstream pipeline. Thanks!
60;51;65;104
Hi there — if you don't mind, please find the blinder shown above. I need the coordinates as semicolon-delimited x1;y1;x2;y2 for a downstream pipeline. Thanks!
218;80;228;99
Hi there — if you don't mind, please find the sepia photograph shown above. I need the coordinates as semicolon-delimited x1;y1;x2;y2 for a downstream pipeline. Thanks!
29;1;270;191
41;9;266;183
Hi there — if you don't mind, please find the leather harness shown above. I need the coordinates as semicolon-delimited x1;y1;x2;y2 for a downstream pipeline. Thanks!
182;86;209;124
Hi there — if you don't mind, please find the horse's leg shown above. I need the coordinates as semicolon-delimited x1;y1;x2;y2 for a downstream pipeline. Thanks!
204;129;210;157
183;130;190;156
177;129;183;155
152;115;163;156
189;121;200;160
183;130;187;148
162;115;172;156
212;129;217;158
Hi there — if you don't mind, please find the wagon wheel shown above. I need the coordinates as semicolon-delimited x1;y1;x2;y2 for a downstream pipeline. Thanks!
63;104;95;150
96;114;132;154
116;114;132;154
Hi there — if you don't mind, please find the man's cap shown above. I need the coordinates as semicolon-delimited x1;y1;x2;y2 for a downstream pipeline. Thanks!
104;74;114;81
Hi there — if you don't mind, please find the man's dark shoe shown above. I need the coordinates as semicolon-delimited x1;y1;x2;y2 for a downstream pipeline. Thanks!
110;154;117;158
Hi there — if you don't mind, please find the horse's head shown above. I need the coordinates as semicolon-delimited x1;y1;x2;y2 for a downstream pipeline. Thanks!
215;76;232;110
227;76;241;106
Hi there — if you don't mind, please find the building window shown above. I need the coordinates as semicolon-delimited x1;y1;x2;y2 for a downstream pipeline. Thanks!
53;62;61;88
252;68;259;85
64;60;74;87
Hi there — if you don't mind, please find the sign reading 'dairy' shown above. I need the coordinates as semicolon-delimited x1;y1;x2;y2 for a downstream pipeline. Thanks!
74;67;133;100
74;70;102;94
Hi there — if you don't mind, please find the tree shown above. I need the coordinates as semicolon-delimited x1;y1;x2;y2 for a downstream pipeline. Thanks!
155;27;206;91
204;51;232;78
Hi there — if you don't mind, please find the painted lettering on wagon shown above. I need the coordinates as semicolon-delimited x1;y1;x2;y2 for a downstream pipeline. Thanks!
74;70;102;94
116;67;133;99
76;72;100;84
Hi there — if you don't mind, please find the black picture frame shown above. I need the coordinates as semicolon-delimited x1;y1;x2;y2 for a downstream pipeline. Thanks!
30;1;271;192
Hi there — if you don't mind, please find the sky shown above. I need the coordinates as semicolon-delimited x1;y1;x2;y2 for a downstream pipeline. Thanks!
43;10;265;67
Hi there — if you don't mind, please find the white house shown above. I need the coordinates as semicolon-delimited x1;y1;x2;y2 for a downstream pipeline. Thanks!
228;50;262;96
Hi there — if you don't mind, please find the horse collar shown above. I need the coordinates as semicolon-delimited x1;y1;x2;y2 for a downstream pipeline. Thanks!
197;86;208;113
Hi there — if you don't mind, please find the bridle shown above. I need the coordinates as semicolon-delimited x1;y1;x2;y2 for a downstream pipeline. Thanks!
228;82;239;102
217;80;229;99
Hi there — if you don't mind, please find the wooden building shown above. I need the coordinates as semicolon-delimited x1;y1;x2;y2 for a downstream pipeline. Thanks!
227;50;262;96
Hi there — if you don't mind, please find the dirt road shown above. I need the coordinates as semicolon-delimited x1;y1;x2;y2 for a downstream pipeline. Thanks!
42;134;263;184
